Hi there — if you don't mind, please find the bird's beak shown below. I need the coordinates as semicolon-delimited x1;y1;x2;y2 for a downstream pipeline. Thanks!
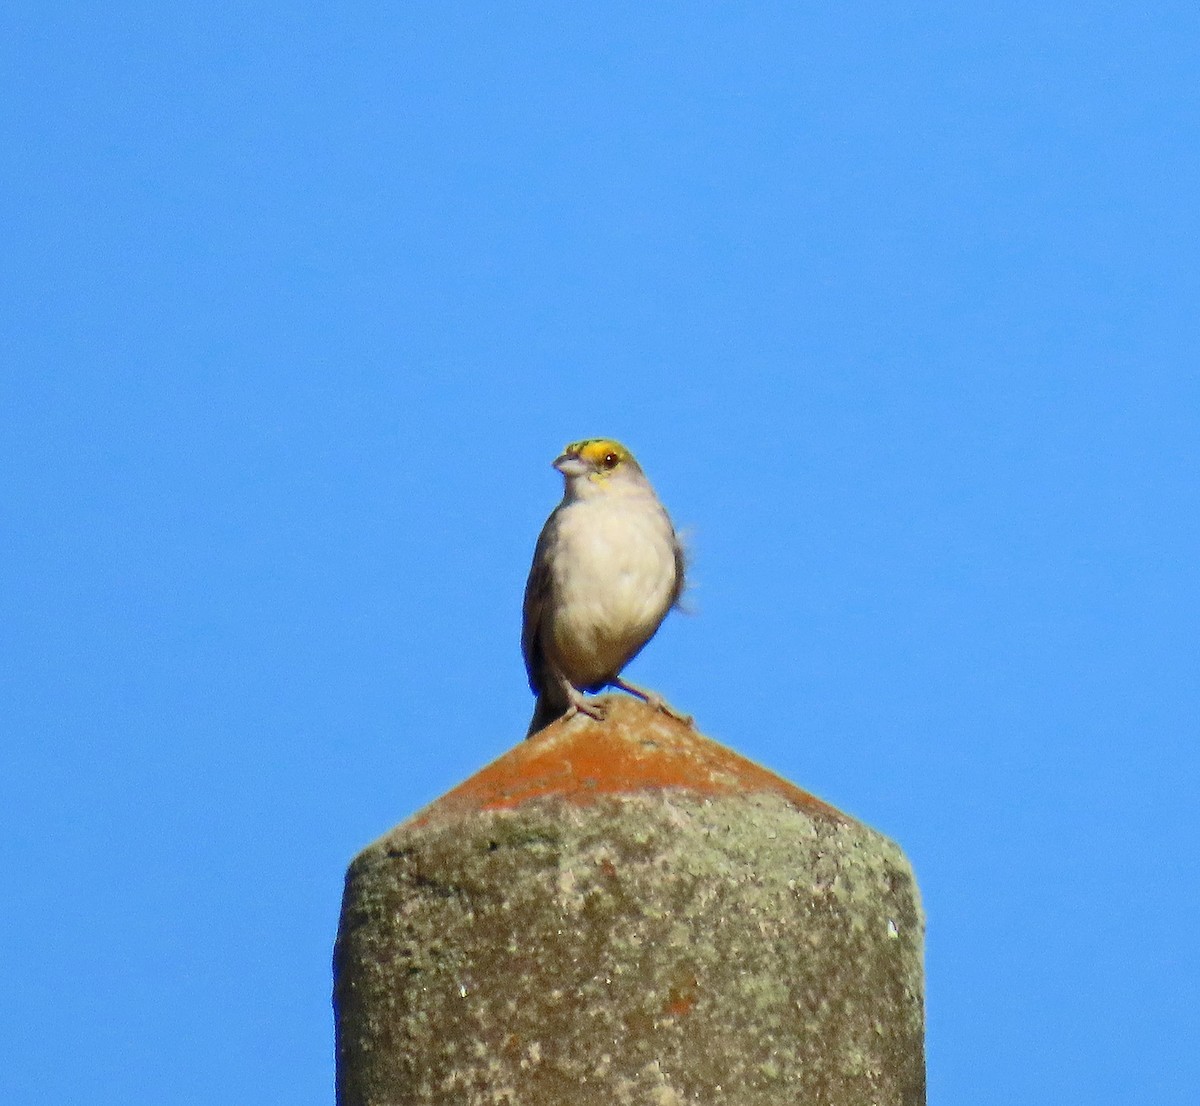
553;453;590;478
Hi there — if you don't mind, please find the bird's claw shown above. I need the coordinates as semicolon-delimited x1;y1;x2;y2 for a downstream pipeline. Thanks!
611;678;693;726
563;688;607;724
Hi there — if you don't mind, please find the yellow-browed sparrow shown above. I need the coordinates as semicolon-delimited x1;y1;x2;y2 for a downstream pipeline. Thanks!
523;438;690;737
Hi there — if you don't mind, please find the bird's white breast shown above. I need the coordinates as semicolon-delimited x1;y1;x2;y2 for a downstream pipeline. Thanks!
546;492;677;686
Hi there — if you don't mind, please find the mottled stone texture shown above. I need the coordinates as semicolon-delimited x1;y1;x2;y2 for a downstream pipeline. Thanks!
334;698;924;1106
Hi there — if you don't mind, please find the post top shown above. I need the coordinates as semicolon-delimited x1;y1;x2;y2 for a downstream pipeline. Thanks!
408;696;846;829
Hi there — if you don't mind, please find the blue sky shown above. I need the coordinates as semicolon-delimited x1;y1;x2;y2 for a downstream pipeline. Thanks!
3;4;1197;1102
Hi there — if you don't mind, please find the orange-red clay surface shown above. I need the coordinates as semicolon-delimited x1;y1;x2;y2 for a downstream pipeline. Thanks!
411;696;845;827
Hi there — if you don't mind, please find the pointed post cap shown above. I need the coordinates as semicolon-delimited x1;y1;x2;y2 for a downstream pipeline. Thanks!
410;695;846;827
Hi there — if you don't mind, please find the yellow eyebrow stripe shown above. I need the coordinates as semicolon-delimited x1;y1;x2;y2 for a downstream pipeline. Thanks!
564;438;629;464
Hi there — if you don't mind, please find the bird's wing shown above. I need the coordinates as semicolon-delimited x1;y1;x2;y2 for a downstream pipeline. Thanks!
521;519;556;695
669;524;687;609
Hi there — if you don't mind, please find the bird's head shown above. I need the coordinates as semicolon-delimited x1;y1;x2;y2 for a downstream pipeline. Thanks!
553;438;648;498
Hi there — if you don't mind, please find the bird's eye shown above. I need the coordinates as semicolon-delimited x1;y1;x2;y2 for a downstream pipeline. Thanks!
602;452;620;469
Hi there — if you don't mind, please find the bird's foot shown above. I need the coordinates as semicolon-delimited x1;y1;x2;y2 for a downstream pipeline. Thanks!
563;686;608;723
612;678;694;727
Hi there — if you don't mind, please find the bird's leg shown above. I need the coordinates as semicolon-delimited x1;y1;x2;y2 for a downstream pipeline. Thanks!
559;678;607;723
611;677;693;726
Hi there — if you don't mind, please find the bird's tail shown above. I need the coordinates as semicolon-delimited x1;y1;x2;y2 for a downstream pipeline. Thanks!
526;694;566;738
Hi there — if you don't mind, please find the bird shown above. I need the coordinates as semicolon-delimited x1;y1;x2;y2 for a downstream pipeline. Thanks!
522;438;690;737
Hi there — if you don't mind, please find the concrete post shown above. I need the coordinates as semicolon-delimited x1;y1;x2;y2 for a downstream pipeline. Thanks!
334;696;924;1105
